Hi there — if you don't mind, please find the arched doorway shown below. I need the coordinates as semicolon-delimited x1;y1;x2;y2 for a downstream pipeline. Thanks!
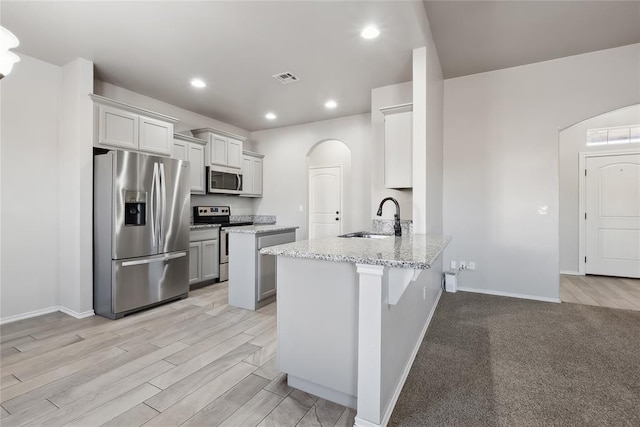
558;104;640;310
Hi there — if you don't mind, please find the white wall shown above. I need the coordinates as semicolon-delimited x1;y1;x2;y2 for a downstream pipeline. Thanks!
443;44;640;301
413;42;444;235
58;58;94;316
252;114;372;240
371;82;413;220
559;104;640;273
1;54;61;319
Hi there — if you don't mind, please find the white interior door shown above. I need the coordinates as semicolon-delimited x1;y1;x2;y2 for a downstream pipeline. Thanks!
309;166;342;239
585;153;640;278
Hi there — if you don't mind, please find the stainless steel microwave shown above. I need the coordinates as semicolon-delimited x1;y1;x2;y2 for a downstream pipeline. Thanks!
206;166;243;194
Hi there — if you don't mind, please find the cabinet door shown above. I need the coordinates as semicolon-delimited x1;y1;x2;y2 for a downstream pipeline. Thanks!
98;105;139;150
257;253;276;302
210;134;228;166
227;138;243;169
201;239;220;281
242;156;254;195
384;110;412;188
139;116;173;156
189;144;206;194
253;157;263;196
173;140;188;161
188;242;202;285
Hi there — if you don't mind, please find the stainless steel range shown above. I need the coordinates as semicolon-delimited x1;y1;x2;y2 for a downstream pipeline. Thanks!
193;206;253;281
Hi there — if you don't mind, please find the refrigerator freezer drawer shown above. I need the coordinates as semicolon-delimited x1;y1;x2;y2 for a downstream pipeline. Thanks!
112;251;188;315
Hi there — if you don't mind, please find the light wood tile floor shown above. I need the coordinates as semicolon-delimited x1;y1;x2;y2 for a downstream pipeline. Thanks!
560;274;640;311
0;283;356;427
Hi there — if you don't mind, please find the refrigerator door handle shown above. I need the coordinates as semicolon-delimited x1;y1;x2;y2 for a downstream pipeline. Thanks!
121;251;187;267
159;162;167;248
150;162;159;249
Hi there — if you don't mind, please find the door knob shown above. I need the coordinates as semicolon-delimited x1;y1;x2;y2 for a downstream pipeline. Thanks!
336;211;339;214
335;217;339;221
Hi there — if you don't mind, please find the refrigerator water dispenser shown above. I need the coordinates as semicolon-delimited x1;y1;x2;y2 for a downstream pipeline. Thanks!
124;190;146;226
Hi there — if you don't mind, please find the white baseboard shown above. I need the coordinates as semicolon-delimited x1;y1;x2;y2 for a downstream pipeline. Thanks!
0;306;95;325
379;288;443;427
458;287;561;303
560;270;581;276
0;306;60;325
59;306;95;319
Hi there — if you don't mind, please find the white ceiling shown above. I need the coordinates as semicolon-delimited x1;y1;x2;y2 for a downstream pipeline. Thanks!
2;1;639;132
423;0;640;79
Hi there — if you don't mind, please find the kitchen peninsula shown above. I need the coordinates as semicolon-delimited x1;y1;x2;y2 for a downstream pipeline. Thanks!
261;233;450;427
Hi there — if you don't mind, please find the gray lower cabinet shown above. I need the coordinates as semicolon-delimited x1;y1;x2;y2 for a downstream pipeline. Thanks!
189;242;202;285
201;239;220;281
189;228;220;286
229;230;296;310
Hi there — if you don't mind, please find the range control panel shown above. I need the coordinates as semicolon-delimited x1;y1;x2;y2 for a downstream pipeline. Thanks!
194;206;229;217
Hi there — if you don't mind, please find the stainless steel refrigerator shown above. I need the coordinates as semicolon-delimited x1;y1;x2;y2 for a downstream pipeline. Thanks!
94;150;190;319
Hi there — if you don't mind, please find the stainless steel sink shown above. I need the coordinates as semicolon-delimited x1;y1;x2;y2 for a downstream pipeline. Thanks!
338;231;392;239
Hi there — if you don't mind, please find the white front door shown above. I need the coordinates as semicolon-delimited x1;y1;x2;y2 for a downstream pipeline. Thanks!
309;166;342;239
585;153;640;278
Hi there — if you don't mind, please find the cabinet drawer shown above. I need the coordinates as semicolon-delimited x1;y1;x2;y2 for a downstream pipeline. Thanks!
189;228;220;241
257;231;295;249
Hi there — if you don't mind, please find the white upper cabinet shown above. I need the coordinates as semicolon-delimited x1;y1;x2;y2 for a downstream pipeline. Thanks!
380;103;413;189
98;104;139;150
139;116;174;155
242;156;254;195
241;151;264;198
210;134;228;166
173;133;207;195
91;94;178;157
188;144;206;194
191;128;246;170
227;138;243;169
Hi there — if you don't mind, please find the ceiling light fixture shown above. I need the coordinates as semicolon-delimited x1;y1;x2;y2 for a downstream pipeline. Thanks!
265;112;277;120
190;78;206;88
0;26;20;79
361;25;380;40
324;100;338;109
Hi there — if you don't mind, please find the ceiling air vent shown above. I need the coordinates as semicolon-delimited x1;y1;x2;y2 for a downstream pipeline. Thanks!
272;71;300;85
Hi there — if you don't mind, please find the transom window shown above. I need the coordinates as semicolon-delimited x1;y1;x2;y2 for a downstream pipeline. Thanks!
587;125;640;146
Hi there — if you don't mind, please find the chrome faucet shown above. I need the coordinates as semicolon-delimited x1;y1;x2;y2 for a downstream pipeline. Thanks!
377;197;402;236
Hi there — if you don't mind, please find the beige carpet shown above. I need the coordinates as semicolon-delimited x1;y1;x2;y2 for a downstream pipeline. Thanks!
389;292;640;426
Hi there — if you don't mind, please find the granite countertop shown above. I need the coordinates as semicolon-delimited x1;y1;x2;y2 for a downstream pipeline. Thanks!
226;225;299;234
190;224;222;230
260;234;450;269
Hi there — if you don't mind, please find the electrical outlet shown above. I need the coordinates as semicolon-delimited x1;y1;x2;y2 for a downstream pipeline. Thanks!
460;261;466;270
450;260;457;270
468;261;476;270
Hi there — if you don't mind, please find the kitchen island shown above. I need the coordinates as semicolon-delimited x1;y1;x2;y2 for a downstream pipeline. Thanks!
228;225;298;310
261;233;450;427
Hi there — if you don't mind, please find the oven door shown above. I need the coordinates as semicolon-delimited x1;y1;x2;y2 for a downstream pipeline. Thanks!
207;167;242;194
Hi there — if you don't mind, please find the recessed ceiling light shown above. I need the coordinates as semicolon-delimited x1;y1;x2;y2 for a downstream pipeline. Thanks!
324;100;338;109
361;25;380;39
190;78;206;88
265;112;277;120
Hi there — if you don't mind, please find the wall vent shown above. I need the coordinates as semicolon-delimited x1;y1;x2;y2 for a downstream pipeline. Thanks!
272;72;300;85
